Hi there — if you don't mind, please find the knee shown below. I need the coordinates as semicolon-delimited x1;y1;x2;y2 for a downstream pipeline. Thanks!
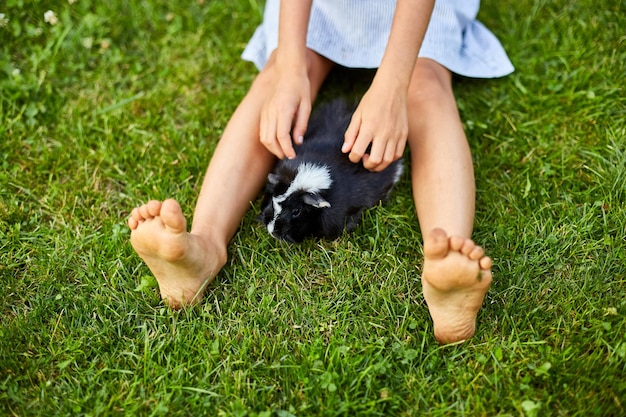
407;60;456;113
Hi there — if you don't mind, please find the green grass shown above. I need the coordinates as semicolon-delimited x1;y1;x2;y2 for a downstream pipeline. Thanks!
1;0;625;415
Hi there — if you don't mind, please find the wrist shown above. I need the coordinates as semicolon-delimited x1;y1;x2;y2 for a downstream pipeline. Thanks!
372;65;411;94
275;45;306;65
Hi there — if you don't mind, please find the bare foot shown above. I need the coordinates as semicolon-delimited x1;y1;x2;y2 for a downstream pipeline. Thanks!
421;228;493;344
128;199;226;309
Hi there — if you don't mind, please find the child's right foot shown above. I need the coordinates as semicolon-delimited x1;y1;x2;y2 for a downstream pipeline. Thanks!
128;199;226;309
421;228;493;344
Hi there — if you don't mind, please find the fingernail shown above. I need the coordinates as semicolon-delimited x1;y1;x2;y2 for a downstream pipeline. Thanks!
296;136;304;145
341;143;349;153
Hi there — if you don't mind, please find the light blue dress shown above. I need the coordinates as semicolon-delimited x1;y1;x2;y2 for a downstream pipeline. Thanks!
242;0;514;78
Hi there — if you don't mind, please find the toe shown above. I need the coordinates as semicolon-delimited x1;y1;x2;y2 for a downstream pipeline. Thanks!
479;256;493;271
478;269;493;288
138;204;151;219
459;239;477;256
161;199;187;233
130;207;143;222
128;216;138;229
468;245;485;261
424;228;449;260
449;235;465;252
146;200;163;217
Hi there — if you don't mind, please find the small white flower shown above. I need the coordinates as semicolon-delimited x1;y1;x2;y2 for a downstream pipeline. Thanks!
44;10;58;26
12;68;21;77
68;0;77;4
0;13;9;28
82;37;93;49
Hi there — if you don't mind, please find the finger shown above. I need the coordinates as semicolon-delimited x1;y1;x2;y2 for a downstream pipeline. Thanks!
394;138;407;161
292;101;311;146
349;131;371;164
262;109;285;159
376;139;401;172
276;109;296;159
361;140;382;171
374;145;398;172
342;114;360;154
348;135;369;163
277;132;295;159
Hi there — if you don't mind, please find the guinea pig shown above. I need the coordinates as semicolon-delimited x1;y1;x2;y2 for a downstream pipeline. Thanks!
259;98;404;243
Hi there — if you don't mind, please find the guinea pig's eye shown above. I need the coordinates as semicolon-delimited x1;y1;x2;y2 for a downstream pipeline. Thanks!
292;208;302;218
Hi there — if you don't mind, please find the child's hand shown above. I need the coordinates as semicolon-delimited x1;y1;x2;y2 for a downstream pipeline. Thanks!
260;68;311;160
342;81;408;172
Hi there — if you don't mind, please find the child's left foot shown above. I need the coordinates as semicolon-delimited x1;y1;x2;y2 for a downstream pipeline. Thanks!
421;228;493;344
128;199;226;309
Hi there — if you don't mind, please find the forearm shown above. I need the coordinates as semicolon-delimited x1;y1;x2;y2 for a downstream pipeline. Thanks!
376;0;435;90
276;0;313;67
259;1;314;159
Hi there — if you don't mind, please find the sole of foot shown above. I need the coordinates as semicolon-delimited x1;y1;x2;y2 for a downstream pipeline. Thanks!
128;199;226;309
421;228;493;344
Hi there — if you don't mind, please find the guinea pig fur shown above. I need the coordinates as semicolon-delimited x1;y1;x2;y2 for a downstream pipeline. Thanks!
259;98;403;243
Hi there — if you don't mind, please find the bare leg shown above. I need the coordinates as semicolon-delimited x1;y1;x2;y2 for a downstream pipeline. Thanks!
128;50;334;308
407;59;493;344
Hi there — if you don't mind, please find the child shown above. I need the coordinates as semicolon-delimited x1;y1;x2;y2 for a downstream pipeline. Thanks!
127;0;513;344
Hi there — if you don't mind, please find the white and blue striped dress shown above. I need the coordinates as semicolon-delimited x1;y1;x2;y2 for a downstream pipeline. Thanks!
242;0;514;78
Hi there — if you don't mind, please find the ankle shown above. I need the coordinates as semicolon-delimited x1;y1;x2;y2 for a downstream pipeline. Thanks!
190;229;228;267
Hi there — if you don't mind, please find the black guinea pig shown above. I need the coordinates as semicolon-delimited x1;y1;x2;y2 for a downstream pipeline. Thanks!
259;98;403;243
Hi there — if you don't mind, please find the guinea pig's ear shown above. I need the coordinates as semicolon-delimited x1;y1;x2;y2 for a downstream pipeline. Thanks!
267;173;281;185
303;193;331;209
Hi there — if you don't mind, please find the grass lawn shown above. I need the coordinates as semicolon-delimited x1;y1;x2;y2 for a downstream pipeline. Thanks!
1;0;625;415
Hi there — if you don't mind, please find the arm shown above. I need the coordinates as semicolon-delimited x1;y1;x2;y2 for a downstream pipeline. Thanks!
259;0;313;160
343;0;435;171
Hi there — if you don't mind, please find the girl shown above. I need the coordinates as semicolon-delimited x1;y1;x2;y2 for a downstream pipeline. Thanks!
127;0;513;344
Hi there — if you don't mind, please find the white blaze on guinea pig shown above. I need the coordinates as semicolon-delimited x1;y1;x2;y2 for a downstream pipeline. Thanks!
287;162;333;195
266;162;333;235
